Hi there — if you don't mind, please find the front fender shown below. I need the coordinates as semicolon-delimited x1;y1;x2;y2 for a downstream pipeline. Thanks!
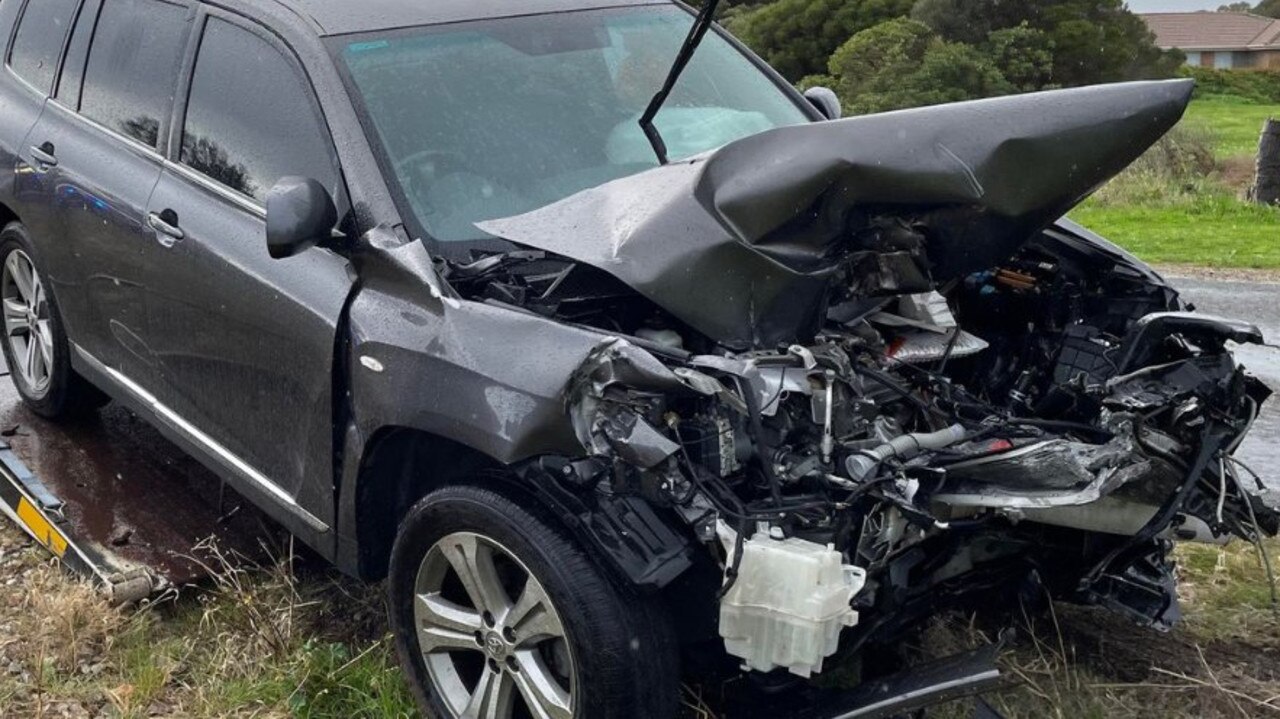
345;288;613;464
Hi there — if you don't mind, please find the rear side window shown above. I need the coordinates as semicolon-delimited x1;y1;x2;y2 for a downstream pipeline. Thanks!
8;0;78;92
79;0;189;148
180;18;339;203
55;0;102;105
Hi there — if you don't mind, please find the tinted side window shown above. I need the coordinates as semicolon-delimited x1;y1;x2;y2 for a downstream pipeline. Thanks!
80;0;188;148
9;0;78;92
181;18;338;203
55;0;102;105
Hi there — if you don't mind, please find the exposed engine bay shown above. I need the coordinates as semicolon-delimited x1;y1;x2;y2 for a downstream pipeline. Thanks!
437;80;1276;682
449;220;1273;679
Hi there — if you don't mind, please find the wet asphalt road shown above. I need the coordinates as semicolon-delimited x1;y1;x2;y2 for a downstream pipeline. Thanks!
1166;275;1280;483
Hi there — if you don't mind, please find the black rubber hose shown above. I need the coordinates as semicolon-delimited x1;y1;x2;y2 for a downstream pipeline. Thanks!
717;517;749;599
851;364;928;407
738;376;786;509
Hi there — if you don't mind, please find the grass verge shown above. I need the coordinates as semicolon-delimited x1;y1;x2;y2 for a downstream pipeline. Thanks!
0;527;416;718
1071;195;1280;270
1073;95;1280;271
1184;96;1280;160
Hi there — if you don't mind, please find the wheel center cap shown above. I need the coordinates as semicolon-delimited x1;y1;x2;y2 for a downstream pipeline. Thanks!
484;631;508;660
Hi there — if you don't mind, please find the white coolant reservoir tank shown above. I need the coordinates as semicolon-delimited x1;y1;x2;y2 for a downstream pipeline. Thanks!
718;527;866;678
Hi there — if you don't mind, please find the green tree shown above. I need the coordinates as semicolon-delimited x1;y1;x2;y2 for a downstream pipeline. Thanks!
726;0;913;80
1042;3;1180;86
910;0;1024;44
1257;0;1280;17
1218;2;1253;11
902;41;1013;107
826;18;1013;114
985;23;1055;91
909;0;1181;87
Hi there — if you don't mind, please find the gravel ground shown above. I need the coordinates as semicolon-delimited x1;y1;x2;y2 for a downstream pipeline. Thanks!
1156;264;1280;284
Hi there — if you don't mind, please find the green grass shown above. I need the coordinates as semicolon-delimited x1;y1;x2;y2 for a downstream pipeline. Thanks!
1183;95;1280;160
0;537;418;718
1071;94;1280;270
1176;540;1280;643
1071;192;1280;269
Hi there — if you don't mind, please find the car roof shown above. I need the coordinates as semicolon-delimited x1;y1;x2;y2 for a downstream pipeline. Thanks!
272;0;673;36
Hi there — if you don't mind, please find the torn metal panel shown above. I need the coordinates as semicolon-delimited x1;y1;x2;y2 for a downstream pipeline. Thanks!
1116;312;1264;373
949;422;1132;482
1017;498;1225;544
887;330;988;363
568;337;730;467
934;451;1179;510
480;80;1193;349
589;407;682;469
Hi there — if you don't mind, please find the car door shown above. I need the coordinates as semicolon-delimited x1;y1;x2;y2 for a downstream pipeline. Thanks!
2;0;85;305
17;0;193;380
141;9;354;534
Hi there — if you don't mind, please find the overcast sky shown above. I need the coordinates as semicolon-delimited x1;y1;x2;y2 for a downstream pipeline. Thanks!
1126;0;1232;11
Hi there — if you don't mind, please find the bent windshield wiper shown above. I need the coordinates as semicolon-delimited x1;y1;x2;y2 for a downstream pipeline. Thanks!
639;0;722;165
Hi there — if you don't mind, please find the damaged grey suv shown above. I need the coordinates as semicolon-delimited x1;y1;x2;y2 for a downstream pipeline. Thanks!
0;0;1273;716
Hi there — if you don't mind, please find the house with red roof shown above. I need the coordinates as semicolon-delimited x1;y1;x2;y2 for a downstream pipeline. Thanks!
1141;12;1280;70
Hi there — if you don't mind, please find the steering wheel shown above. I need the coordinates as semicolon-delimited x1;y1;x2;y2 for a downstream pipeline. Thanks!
393;149;472;198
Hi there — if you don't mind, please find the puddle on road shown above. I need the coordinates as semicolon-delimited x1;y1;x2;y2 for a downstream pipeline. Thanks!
0;363;269;585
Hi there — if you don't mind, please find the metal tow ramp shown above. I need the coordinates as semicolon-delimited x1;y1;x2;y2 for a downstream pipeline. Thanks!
0;441;157;603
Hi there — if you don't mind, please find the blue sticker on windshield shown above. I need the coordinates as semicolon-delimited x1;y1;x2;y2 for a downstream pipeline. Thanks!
347;40;391;54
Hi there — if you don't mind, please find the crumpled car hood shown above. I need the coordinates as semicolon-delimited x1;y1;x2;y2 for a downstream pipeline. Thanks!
479;80;1194;350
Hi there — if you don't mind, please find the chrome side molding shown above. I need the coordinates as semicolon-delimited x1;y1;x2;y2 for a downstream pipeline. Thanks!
71;345;329;533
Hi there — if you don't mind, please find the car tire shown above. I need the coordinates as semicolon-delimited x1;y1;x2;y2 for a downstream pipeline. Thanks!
388;483;679;719
0;222;107;419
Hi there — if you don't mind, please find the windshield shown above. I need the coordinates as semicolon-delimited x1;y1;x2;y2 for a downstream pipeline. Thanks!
337;6;810;243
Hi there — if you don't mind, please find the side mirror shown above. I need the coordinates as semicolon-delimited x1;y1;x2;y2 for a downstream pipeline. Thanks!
266;176;338;259
803;87;842;121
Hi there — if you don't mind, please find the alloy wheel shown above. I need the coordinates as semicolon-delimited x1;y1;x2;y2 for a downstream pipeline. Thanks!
414;531;577;719
2;250;53;397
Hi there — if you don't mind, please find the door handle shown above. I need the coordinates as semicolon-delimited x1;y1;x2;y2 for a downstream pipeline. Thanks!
147;209;184;246
29;142;57;169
